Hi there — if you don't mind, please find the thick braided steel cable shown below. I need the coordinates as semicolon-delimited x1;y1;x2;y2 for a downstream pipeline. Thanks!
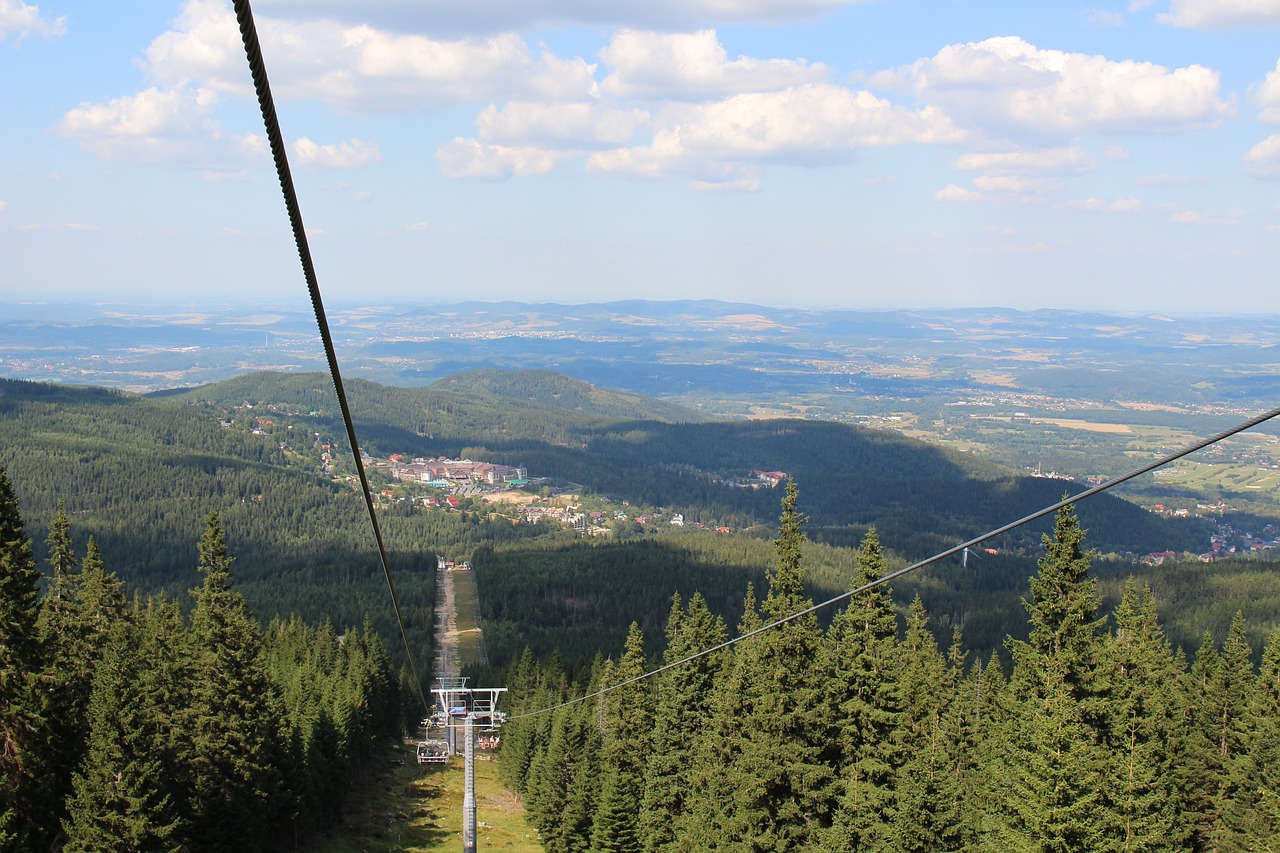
232;0;428;713
510;402;1280;721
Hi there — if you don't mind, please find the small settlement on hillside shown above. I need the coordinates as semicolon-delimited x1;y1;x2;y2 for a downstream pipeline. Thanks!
371;452;789;538
388;455;529;488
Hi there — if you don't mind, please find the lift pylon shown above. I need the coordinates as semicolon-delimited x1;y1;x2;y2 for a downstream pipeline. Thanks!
429;679;508;853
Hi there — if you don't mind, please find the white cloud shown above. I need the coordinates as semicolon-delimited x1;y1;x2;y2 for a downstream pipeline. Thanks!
56;86;231;165
998;241;1050;253
237;134;270;161
587;84;960;183
1133;171;1199;185
972;174;1062;193
293;137;383;169
1256;58;1280;123
1243;133;1280;176
1055;196;1143;212
476;102;650;148
1159;0;1280;29
435;137;576;179
689;176;763;192
946;147;1090;202
1082;8;1126;27
143;0;597;111
252;0;859;35
1130;0;1156;9
934;184;985;202
875;36;1233;141
951;147;1095;174
0;0;65;42
599;29;829;101
0;199;7;213
1170;207;1242;223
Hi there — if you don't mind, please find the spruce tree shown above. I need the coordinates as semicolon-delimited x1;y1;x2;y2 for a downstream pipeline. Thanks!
500;648;565;796
701;481;834;851
1100;579;1192;850
1199;612;1256;848
35;505;102;839
680;584;761;850
525;661;604;853
182;513;286;852
62;616;184;852
933;634;994;850
822;528;902;851
590;624;650;852
0;468;47;850
640;593;725;851
1182;630;1222;848
1217;625;1280;850
890;596;957;852
992;503;1110;850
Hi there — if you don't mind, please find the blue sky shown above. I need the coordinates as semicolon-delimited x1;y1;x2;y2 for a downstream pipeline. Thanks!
1;0;1278;313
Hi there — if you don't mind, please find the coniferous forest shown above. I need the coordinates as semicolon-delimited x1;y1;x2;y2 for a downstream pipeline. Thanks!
4;373;1280;849
497;483;1280;852
0;469;400;852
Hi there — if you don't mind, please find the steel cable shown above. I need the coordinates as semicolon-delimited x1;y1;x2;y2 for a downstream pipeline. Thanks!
232;0;429;713
509;402;1280;720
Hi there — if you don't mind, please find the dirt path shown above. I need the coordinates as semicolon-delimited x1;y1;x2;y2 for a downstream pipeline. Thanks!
434;565;460;682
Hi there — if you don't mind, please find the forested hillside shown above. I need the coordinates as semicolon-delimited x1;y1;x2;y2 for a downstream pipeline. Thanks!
0;477;400;852
0;376;572;662
498;489;1280;851
173;370;1210;557
0;370;1240;674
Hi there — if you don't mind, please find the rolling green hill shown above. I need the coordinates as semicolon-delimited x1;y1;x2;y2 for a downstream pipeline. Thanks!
0;369;1233;673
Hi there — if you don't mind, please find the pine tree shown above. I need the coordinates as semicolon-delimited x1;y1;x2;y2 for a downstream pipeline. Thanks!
991;503;1110;850
890;596;958;852
0;468;47;850
35;506;108;839
699;481;834;851
1217;625;1280;850
62;616;184;852
822;528;902;851
1182;630;1222;848
1200;612;1257;849
181;513;286;852
591;624;651;851
1100;579;1192;850
679;584;760;850
640;593;725;851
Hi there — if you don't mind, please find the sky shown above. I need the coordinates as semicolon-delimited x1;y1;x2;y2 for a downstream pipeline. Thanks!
1;0;1278;314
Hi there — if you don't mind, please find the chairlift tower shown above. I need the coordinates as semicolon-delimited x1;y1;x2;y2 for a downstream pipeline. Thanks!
431;679;508;853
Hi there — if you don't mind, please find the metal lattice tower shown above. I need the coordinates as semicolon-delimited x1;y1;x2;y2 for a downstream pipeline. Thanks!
430;681;508;852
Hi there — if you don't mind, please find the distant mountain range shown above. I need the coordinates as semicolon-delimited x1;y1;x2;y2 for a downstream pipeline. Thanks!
4;300;1279;406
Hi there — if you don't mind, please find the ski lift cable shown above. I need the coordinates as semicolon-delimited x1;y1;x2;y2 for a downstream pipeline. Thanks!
509;402;1280;721
232;0;429;713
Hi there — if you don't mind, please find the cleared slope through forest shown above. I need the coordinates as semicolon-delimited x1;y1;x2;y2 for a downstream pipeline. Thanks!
435;562;488;680
306;564;540;852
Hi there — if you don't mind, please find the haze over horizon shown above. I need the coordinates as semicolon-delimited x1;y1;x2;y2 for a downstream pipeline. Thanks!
2;0;1278;314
